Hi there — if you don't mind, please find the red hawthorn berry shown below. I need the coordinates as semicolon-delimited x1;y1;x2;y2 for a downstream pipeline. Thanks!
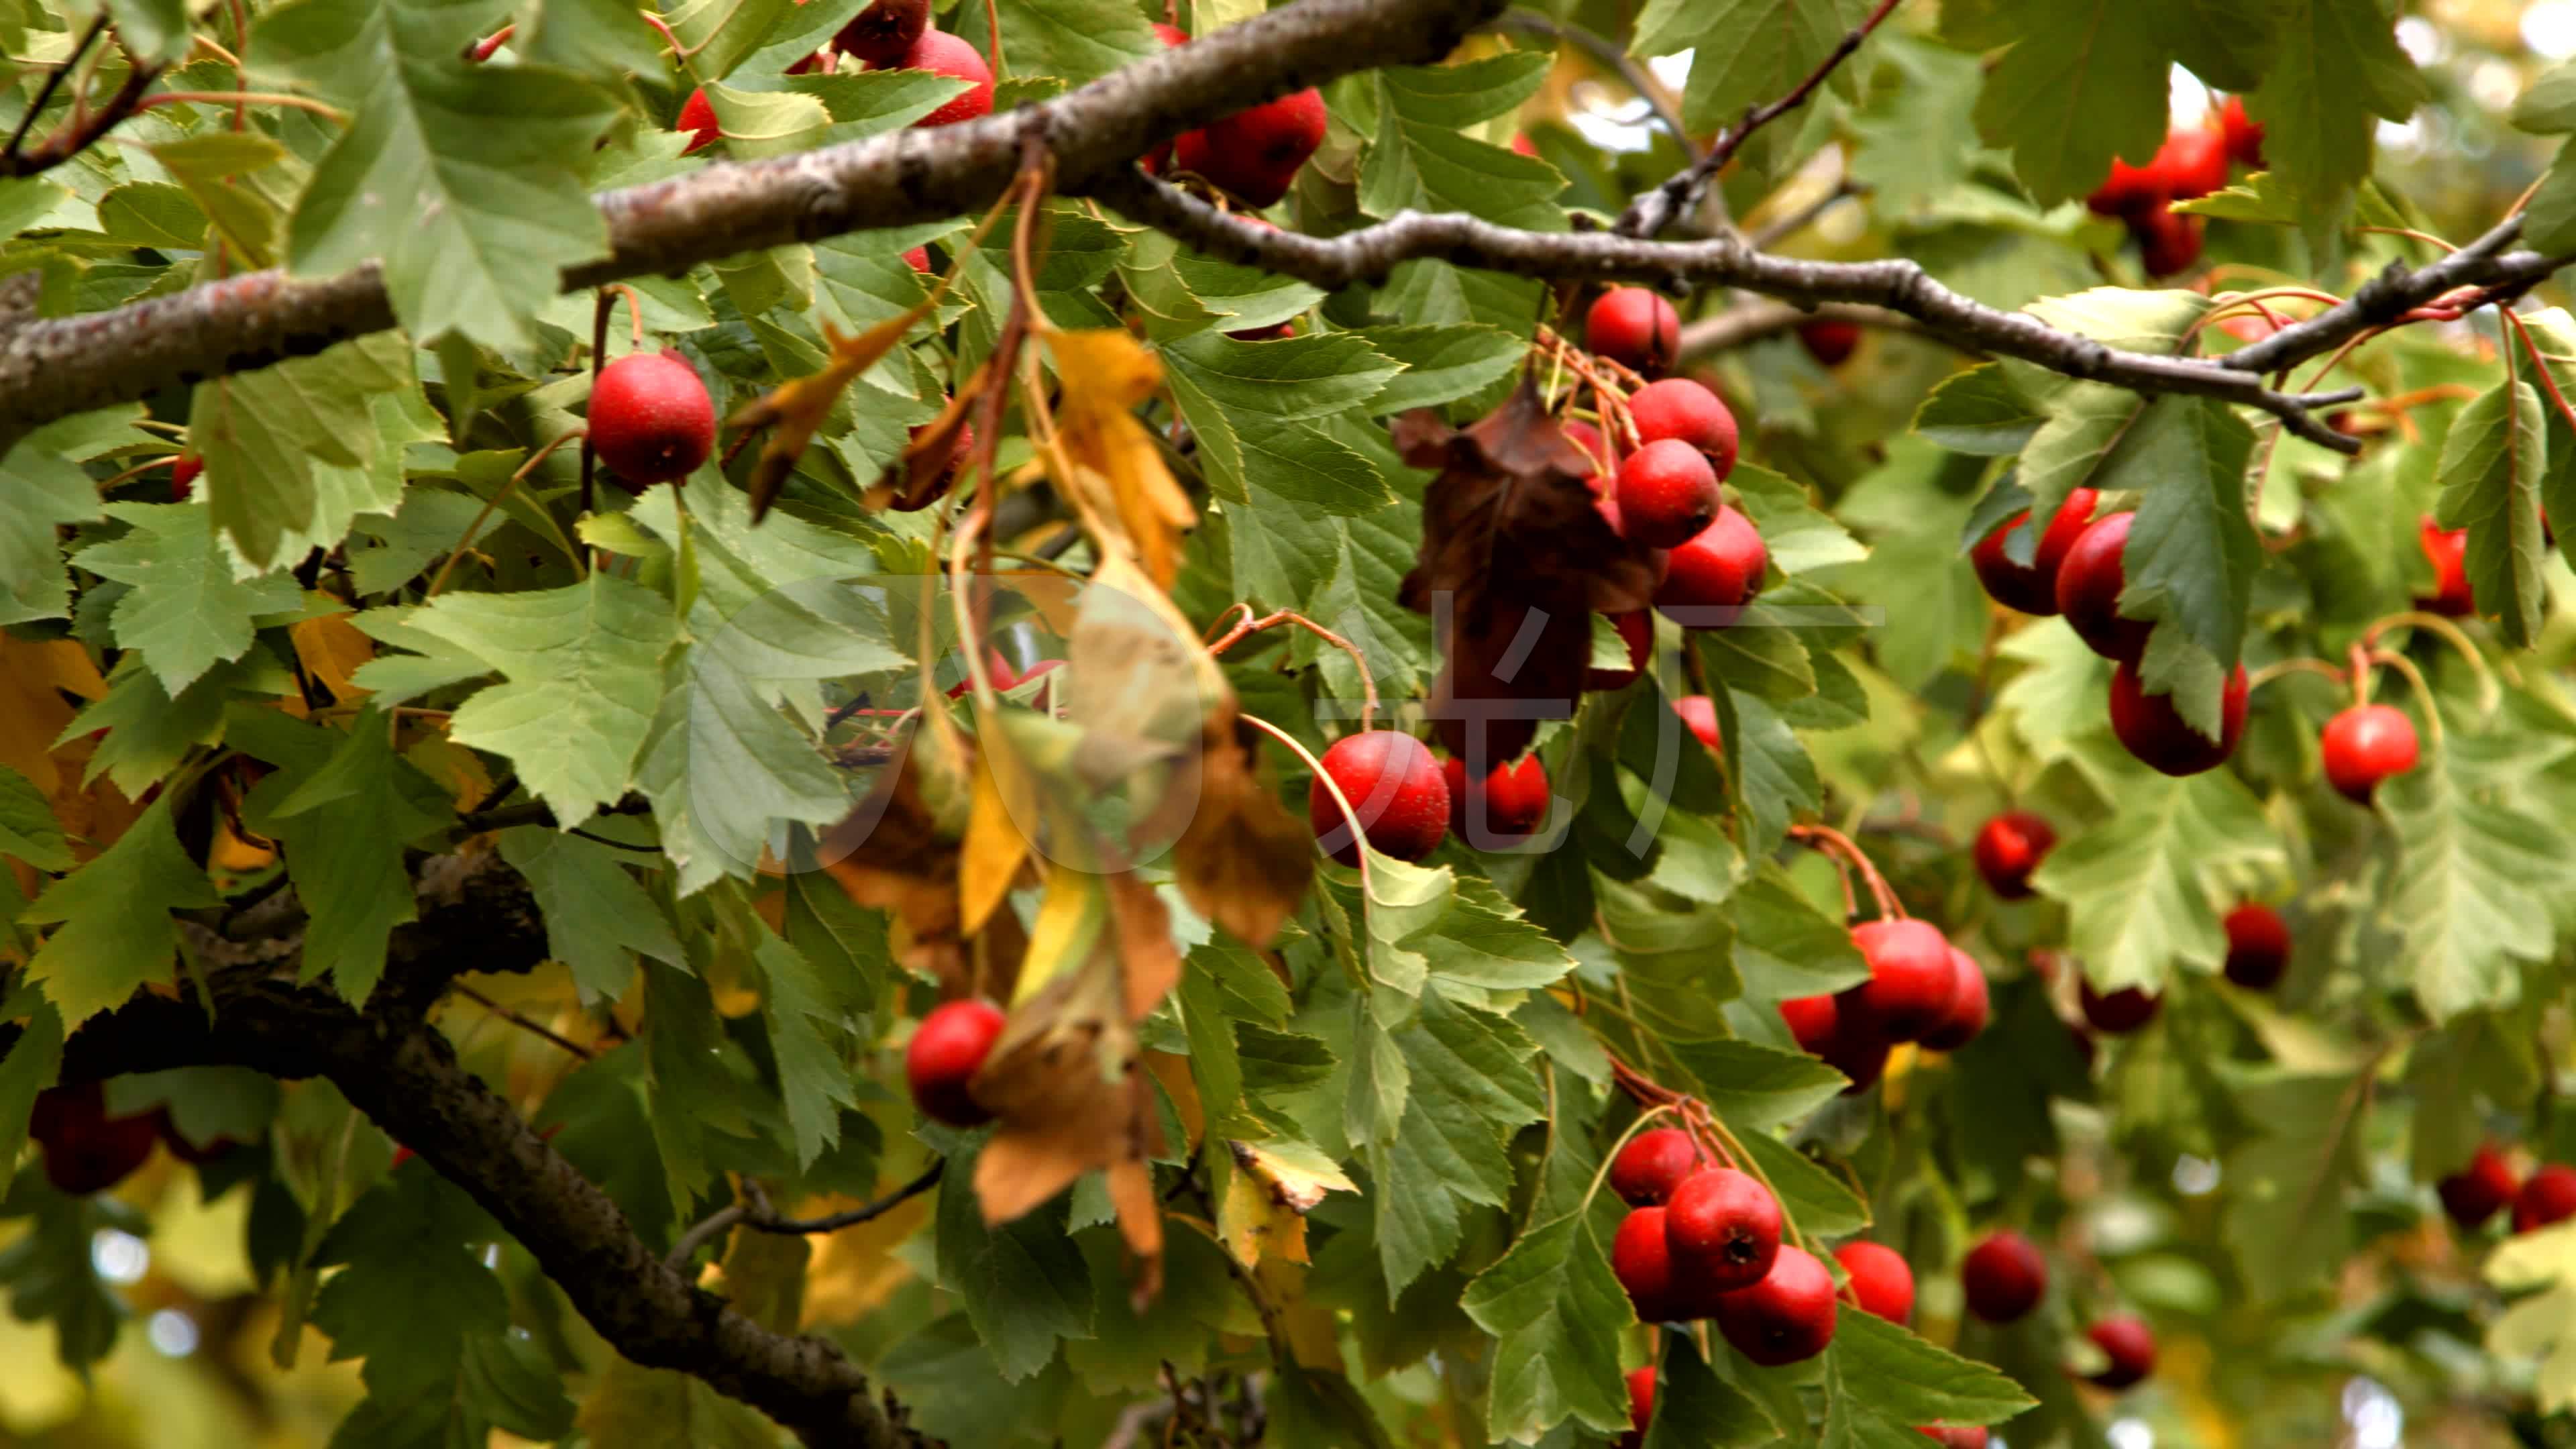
907;999;1007;1126
1799;319;1862;368
904;246;932;272
2134;207;2205;278
678;88;720;154
1618;1364;1655;1449
1307;731;1449;866
1972;810;2057;900
1917;947;1990;1053
895;30;996;128
1673;694;1721;752
1610;1126;1702;1208
1614;1205;1687;1324
1971;487;2098;616
2216;96;2265;170
1442;753;1550;843
1962;1230;2047;1324
590;350;716;490
1654;508;1766;627
2083;1315;2157;1391
1511;132;1540;159
2156;125;2230;202
2515;1164;2576;1233
2108;659;2249;777
1627;378;1738;479
1587;288;1680;375
156;1110;236;1165
169;452;202;501
30;1083;161;1196
1848;918;1961;1042
2438;1143;2519;1230
1780;994;1837;1055
1615;439;1723;549
1587;609;1652;691
1714;1244;1838;1366
836;0;930;69
2320;702;2420;804
2222;902;2291;989
2087;154;2165;218
2418;516;2474;616
1666;1167;1784;1291
1835;1240;1916;1325
2078;977;2161;1034
2055;511;2148;661
1173;86;1328;209
1919;1429;1990;1449
1820;1004;1893;1094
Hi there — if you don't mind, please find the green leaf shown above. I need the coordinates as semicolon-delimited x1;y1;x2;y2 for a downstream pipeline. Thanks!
1913;365;2045;456
2245;0;2428;223
2118;396;2261;734
2030;761;2282;991
1163;330;1405;516
1665;1039;1851;1130
1826;1310;2036;1427
1460;1213;1633;1442
1738;1128;1868;1236
1360;54;1558;329
1966;0;2173;207
1354;325;1527;415
934;1138;1096;1380
0;763;71;871
995;0;1160;84
498;826;687;1002
0;419;111;625
519;0;671;75
0;1006;64;1191
1634;0;1868;140
1731;464;1865;576
1641;1332;1778;1449
2383;726;2576;1022
1847;34;1989;221
398;573;678;827
71;503;301;696
253;0;623;348
2147;0;2277;93
262;711;455;1004
750;927;859;1167
311;1168;511;1396
1366;988;1545;1293
1722;688;1820;861
0;1187;124;1368
1730;867;1868;1000
186;331;421;571
20;796;221;1027
2224;1070;2369;1302
2433;378;2550;647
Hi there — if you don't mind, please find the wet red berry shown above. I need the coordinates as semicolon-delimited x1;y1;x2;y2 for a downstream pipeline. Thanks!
1917;947;1990;1053
907;999;1006;1126
2216;96;2264;169
2222;903;2291;989
835;0;930;68
1972;811;2055;900
1972;488;2098;616
678;88;720;153
2157;125;2230;201
896;30;995;128
1799;319;1861;368
1616;439;1723;549
31;1082;162;1196
1666;1167;1783;1291
2516;1164;2576;1233
1919;1429;1990;1449
591;350;716;490
1307;731;1449;866
170;452;202;500
2108;659;2249;777
1587;288;1680;374
1780;994;1837;1055
1655;508;1766;626
1442;753;1549;843
1627;378;1737;478
1714;1244;1838;1366
1611;1127;1702;1208
1619;1364;1655;1449
1614;1205;1686;1324
2055;511;2148;661
2418;516;2473;616
2079;977;2161;1034
1173;87;1327;207
1962;1230;2046;1324
1674;694;1721;751
2439;1143;2518;1230
1849;918;1960;1042
2321;702;2420;804
2135;208;2204;277
1835;1240;1915;1324
2083;1316;2157;1390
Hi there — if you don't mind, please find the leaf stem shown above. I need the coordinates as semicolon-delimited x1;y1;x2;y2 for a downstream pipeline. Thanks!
425;429;586;597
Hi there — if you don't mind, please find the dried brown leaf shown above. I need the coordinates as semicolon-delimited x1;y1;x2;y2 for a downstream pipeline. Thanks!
729;309;930;522
1173;714;1313;949
1397;376;1664;761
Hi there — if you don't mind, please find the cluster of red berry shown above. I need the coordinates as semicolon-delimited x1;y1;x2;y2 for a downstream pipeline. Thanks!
2436;1144;2576;1236
679;0;994;156
1959;1230;2157;1391
2084;97;2265;277
1778;915;1989;1092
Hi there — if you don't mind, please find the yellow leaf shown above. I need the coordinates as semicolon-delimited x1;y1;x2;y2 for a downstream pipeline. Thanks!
2491;1221;2576;1411
1046;329;1197;588
1016;862;1102;1007
0;636;101;796
288;609;374;702
958;720;1037;937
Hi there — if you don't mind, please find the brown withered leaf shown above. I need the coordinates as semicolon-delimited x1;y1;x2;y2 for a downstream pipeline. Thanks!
969;961;1162;1227
1218;1139;1356;1269
1396;375;1663;763
866;364;988;513
730;307;932;523
818;747;1024;998
1106;1158;1165;1307
1173;713;1312;949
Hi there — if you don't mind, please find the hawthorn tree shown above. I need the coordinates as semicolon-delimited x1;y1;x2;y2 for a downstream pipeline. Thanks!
7;0;2576;1445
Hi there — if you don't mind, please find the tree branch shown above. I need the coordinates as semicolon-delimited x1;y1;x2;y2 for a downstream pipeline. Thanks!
1613;0;1907;240
22;853;927;1449
1488;9;1688;152
1092;174;2569;453
1677;297;1949;360
0;0;1509;436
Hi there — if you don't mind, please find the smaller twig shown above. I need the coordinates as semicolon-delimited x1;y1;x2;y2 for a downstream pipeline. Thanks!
664;1203;745;1270
465;24;516;62
1786;821;1899;918
425;429;586;596
1747;179;1866;249
2362;610;2500;714
2245;656;2347;694
453;982;595;1060
5;15;101;157
1491;10;1688;150
1205;606;1380;729
736;1162;947;1235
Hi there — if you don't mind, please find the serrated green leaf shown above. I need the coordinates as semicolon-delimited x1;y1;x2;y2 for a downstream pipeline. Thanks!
1827;1310;2036;1426
2224;1071;2368;1301
71;503;301;695
1634;0;1867;140
751;927;857;1167
2384;726;2576;1022
263;710;455;1004
2245;0;2427;223
1354;325;1526;415
1733;464;1865;575
934;1138;1095;1380
186;331;419;570
1666;1039;1851;1130
995;0;1159;85
1966;0;2173;207
312;1168;510;1395
1367;988;1544;1293
2031;761;2281;991
2489;1222;2576;1412
253;0;622;348
2433;378;2549;647
0;763;70;871
1913;364;2045;456
498;826;686;1002
1460;1213;1632;1441
20;796;221;1027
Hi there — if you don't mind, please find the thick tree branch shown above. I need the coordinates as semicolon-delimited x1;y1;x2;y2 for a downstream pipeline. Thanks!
1614;0;1907;240
0;0;1507;435
1093;175;2576;452
24;854;926;1449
